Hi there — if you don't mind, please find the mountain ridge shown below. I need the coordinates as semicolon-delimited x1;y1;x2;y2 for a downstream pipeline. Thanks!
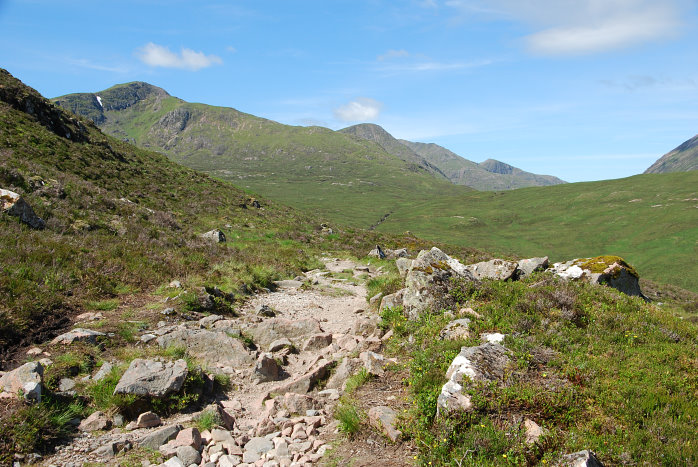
644;133;698;174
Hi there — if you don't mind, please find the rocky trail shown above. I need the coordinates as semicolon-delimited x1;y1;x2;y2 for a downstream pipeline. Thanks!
28;256;410;467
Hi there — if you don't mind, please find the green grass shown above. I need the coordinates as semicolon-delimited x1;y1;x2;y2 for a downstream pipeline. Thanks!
334;400;363;436
195;409;222;432
344;367;372;394
381;276;698;466
377;171;698;292
87;299;120;311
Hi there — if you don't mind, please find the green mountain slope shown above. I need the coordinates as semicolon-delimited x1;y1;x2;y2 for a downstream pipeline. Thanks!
53;85;468;228
644;133;698;174
376;171;698;291
400;139;567;190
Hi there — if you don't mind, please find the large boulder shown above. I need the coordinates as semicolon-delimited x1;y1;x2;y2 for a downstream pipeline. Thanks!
556;450;605;467
437;342;510;415
516;256;549;278
465;259;518;281
201;229;226;243
0;188;45;229
552;256;644;298
245;318;323;349
401;247;477;319
157;329;254;368
0;361;43;402
113;359;187;397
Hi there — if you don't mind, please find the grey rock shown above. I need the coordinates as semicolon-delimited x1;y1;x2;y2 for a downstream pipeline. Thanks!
272;358;333;394
138;425;182;450
254;353;283;382
351;316;380;337
360;351;387;377
302;333;332;351
273;280;304;289
439;318;471;341
157;329;254;368
79;411;111;431
201;229;226;243
368;293;383;308
93;361;113;382
163;457;185;467
0;361;43;402
282;393;319;414
161;307;176;316
198;314;222;328
367;245;386;259
524;419;545;444
91;443;116;458
136;411;162;428
466;259;519;281
516;257;549;278
368;406;401;442
268;338;294;352
379;289;404;312
0;188;45;229
113;359;188;397
245;318;322;349
557;450;604;467
257;304;276;317
388;248;409;259
437;342;510;415
552;257;644;298
326;357;362;390
402;247;477;319
244;437;274;462
58;378;75;392
218;455;242;467
140;333;157;343
51;328;105;345
176;445;201;466
395;258;413;277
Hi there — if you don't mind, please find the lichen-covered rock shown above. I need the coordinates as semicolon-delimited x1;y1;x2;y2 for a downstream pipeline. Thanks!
157;329;254;368
113;359;187;397
79;411;111;431
0;361;43;402
437;343;509;415
402;247;477;319
439;318;471;340
552;256;645;298
466;258;519;281
379;289;404;312
254;353;283;382
326;357;362;390
395;257;413;277
0;188;45;229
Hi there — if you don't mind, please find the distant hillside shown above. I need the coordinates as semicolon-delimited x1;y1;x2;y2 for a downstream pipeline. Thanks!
376;171;698;292
53;85;467;228
644;134;698;174
400;139;566;190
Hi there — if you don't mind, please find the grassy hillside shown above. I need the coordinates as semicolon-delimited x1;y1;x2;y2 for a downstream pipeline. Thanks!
645;133;698;174
376;172;698;292
400;139;566;190
53;85;467;228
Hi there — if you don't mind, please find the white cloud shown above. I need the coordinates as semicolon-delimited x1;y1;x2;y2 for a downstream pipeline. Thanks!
377;58;494;72
333;98;383;122
136;43;222;71
447;0;685;55
377;49;410;61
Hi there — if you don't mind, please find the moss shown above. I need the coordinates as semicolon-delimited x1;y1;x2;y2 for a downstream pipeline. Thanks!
576;256;639;279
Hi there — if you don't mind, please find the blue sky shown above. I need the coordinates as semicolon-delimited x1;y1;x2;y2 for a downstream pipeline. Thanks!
1;0;697;182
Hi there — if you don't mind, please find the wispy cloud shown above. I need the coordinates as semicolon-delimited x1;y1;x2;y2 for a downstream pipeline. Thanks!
65;58;128;73
446;0;686;55
376;58;494;73
333;98;383;122
136;42;222;71
600;75;697;91
377;49;410;61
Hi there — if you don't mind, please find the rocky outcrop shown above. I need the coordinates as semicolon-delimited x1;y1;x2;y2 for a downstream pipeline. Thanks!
552;256;645;298
1;188;46;229
113;359;187;397
516;256;549;278
557;450;605;466
0;361;43;401
245;318;323;349
466;259;518;281
437;342;510;414
157;329;254;369
368;245;409;260
439;318;471;340
401;247;477;319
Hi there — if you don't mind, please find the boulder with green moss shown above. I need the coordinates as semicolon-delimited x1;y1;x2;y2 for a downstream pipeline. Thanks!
552;255;645;298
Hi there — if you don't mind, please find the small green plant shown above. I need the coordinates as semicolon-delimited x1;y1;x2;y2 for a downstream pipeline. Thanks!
195;409;221;432
86;299;120;311
334;400;362;436
344;367;371;394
